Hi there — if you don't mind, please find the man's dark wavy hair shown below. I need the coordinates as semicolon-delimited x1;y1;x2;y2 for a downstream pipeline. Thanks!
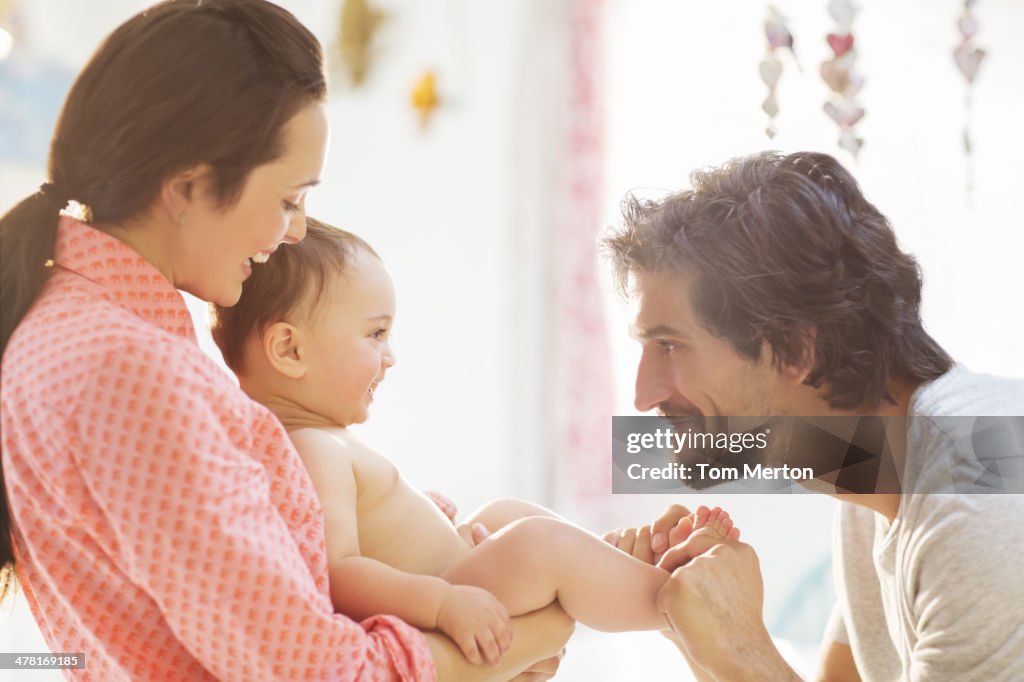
604;151;952;410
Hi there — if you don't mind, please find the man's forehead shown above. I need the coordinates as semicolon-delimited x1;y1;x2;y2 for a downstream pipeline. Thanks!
627;268;698;335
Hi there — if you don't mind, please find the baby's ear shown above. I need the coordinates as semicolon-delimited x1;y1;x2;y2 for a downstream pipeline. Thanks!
264;322;307;379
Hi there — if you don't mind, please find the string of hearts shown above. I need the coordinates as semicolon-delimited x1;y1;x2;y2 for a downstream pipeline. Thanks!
759;2;864;157
954;0;986;198
820;0;864;157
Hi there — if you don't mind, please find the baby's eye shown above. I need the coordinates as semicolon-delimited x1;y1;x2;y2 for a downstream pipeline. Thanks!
371;328;388;340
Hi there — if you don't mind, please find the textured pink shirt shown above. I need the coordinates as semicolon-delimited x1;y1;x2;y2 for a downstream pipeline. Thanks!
1;217;436;681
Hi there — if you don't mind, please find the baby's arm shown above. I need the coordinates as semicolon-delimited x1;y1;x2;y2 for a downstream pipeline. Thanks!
290;428;512;666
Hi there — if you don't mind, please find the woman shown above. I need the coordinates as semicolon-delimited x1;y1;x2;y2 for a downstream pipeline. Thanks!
0;2;569;680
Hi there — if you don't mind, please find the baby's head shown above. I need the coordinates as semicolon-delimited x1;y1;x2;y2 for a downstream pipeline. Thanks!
211;218;396;428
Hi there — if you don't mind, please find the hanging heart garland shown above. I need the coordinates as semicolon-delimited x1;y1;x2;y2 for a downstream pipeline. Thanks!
955;0;986;198
760;5;796;139
820;0;864;157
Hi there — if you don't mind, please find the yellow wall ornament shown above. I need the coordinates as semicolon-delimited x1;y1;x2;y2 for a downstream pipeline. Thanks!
410;70;440;128
336;0;385;87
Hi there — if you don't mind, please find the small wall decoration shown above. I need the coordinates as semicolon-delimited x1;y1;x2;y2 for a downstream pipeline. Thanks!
954;0;985;196
410;70;440;128
761;6;796;139
335;0;385;87
820;0;865;157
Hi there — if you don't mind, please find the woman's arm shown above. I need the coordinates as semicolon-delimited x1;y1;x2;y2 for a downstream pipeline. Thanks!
426;602;574;682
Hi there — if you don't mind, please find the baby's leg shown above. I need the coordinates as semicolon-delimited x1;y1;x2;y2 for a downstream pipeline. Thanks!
462;498;564;533
441;512;733;632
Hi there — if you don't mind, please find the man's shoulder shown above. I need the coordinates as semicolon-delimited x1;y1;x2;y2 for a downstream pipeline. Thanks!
911;364;1024;417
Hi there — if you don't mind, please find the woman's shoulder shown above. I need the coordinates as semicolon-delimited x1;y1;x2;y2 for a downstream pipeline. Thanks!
3;277;237;411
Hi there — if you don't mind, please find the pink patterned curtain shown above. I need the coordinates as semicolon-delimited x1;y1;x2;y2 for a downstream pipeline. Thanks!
552;0;613;524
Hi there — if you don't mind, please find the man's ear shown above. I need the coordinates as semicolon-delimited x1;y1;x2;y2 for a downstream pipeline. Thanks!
264;322;307;379
159;163;215;224
781;325;817;385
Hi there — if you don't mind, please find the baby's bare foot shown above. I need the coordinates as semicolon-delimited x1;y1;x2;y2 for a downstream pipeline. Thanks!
657;507;741;571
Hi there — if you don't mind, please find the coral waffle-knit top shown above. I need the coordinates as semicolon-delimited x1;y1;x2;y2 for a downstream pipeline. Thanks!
1;217;435;681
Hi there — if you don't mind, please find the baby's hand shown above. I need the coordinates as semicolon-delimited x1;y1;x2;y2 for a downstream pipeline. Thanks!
437;585;513;667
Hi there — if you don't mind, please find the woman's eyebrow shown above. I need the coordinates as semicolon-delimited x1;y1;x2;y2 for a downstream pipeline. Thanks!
291;179;321;189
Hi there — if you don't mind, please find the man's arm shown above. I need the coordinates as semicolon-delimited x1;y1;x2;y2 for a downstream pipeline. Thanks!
816;642;860;682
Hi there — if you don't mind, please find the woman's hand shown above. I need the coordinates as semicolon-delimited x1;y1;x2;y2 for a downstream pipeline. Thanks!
426;490;458;522
508;648;565;681
426;490;493;547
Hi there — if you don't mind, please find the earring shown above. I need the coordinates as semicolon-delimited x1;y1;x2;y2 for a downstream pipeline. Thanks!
179;211;189;225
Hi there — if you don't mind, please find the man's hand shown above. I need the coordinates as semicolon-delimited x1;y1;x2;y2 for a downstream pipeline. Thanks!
657;539;799;680
437;584;513;667
603;504;707;564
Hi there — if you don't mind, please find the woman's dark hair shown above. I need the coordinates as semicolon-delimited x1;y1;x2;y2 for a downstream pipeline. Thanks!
210;218;379;375
604;150;952;410
0;0;327;599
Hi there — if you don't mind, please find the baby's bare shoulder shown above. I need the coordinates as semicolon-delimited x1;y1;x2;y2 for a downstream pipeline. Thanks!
288;427;393;476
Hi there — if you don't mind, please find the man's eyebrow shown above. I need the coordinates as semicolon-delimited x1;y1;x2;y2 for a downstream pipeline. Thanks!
631;324;689;340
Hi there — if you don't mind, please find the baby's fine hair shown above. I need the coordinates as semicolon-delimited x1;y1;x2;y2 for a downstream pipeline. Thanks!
211;217;379;373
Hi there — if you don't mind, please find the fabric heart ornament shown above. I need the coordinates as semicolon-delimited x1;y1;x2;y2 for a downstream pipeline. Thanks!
954;43;986;83
827;0;855;29
957;14;978;40
820;59;850;93
827;33;854;57
766;23;793;51
759;56;782;87
762;94;779;117
838;130;863;156
824;101;865;127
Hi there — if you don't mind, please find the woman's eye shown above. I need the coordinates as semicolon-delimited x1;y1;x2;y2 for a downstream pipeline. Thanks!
282;199;300;213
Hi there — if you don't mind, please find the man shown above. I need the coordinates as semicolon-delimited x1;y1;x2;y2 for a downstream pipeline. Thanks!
603;151;1024;680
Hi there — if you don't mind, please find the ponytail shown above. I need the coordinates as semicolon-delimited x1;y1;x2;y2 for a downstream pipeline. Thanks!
0;187;64;598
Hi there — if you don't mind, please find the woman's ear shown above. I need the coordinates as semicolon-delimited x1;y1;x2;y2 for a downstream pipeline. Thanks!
160;163;214;225
263;322;307;379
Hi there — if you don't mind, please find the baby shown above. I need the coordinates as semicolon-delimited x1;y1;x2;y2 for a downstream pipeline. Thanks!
211;218;739;667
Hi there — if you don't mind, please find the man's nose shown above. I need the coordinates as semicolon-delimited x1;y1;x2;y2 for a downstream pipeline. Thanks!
634;348;672;412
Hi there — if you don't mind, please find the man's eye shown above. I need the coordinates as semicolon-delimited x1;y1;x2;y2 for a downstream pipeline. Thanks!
658;340;679;353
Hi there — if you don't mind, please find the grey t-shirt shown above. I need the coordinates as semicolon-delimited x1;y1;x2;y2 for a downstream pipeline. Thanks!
827;365;1024;681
